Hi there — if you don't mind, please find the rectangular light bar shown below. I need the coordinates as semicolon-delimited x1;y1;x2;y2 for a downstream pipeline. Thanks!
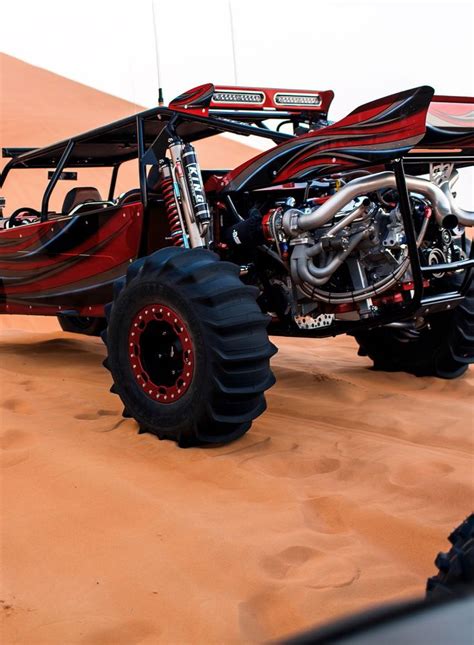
274;92;321;106
212;90;265;105
208;86;333;113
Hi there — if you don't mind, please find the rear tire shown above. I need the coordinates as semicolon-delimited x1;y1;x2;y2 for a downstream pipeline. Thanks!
102;247;277;447
58;315;106;337
426;514;474;600
355;262;474;378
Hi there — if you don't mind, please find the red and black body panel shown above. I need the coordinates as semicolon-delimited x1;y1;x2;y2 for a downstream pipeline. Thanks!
168;83;216;116
403;95;474;173
220;86;435;192
1;83;472;319
426;95;474;145
0;203;143;316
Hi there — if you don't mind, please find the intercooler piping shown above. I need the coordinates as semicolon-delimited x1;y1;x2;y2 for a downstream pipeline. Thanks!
282;171;458;234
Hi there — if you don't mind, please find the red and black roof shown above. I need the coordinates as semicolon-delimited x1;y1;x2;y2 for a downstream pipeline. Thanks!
1;84;472;184
1;83;333;176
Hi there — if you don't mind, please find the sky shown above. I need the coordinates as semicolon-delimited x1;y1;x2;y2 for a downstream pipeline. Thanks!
2;0;473;116
1;0;473;201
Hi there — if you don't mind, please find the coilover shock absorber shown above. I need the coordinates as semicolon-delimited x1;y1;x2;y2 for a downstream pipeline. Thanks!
168;140;209;248
159;159;186;247
181;143;211;229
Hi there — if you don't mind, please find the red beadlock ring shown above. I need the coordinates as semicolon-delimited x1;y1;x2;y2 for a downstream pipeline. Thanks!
128;304;194;403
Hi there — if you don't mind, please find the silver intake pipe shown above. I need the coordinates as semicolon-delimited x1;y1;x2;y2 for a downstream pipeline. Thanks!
307;202;369;253
282;171;456;234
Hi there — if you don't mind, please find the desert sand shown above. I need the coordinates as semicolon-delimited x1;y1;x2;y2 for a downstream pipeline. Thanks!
1;55;473;644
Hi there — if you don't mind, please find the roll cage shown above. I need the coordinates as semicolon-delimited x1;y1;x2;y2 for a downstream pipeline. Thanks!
0;83;335;222
1;83;472;221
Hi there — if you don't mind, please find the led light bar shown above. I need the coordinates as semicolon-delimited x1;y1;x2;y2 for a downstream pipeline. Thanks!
212;90;265;105
274;92;322;106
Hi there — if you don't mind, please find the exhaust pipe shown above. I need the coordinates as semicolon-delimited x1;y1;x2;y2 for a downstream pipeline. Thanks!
282;171;458;234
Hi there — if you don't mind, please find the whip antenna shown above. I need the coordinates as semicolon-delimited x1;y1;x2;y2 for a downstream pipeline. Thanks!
228;1;238;85
151;0;164;105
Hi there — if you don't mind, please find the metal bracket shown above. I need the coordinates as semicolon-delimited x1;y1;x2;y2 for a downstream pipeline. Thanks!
294;312;334;330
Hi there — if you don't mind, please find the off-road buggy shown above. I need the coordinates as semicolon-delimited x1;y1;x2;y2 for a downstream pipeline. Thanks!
1;84;473;446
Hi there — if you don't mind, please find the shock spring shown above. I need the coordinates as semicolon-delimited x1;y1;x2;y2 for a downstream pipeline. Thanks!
159;161;185;247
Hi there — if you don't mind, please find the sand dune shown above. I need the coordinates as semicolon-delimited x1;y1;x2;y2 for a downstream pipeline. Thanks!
0;53;255;214
1;316;472;643
1;56;473;644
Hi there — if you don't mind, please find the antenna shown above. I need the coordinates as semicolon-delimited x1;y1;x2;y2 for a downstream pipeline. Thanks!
228;1;238;85
151;0;164;105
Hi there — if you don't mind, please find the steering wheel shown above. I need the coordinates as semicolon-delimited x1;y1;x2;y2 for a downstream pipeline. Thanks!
8;207;41;227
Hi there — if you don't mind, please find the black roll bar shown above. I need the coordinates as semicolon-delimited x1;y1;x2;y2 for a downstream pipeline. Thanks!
137;116;148;209
392;158;424;307
41;140;75;221
108;164;120;201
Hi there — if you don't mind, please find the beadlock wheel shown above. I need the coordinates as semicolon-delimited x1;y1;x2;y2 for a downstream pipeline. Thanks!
128;304;194;403
102;247;277;447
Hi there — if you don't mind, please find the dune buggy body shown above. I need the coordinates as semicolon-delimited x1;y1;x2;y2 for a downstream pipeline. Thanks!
0;83;473;445
0;84;472;328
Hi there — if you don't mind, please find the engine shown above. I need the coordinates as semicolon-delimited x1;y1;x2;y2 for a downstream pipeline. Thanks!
224;170;470;330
